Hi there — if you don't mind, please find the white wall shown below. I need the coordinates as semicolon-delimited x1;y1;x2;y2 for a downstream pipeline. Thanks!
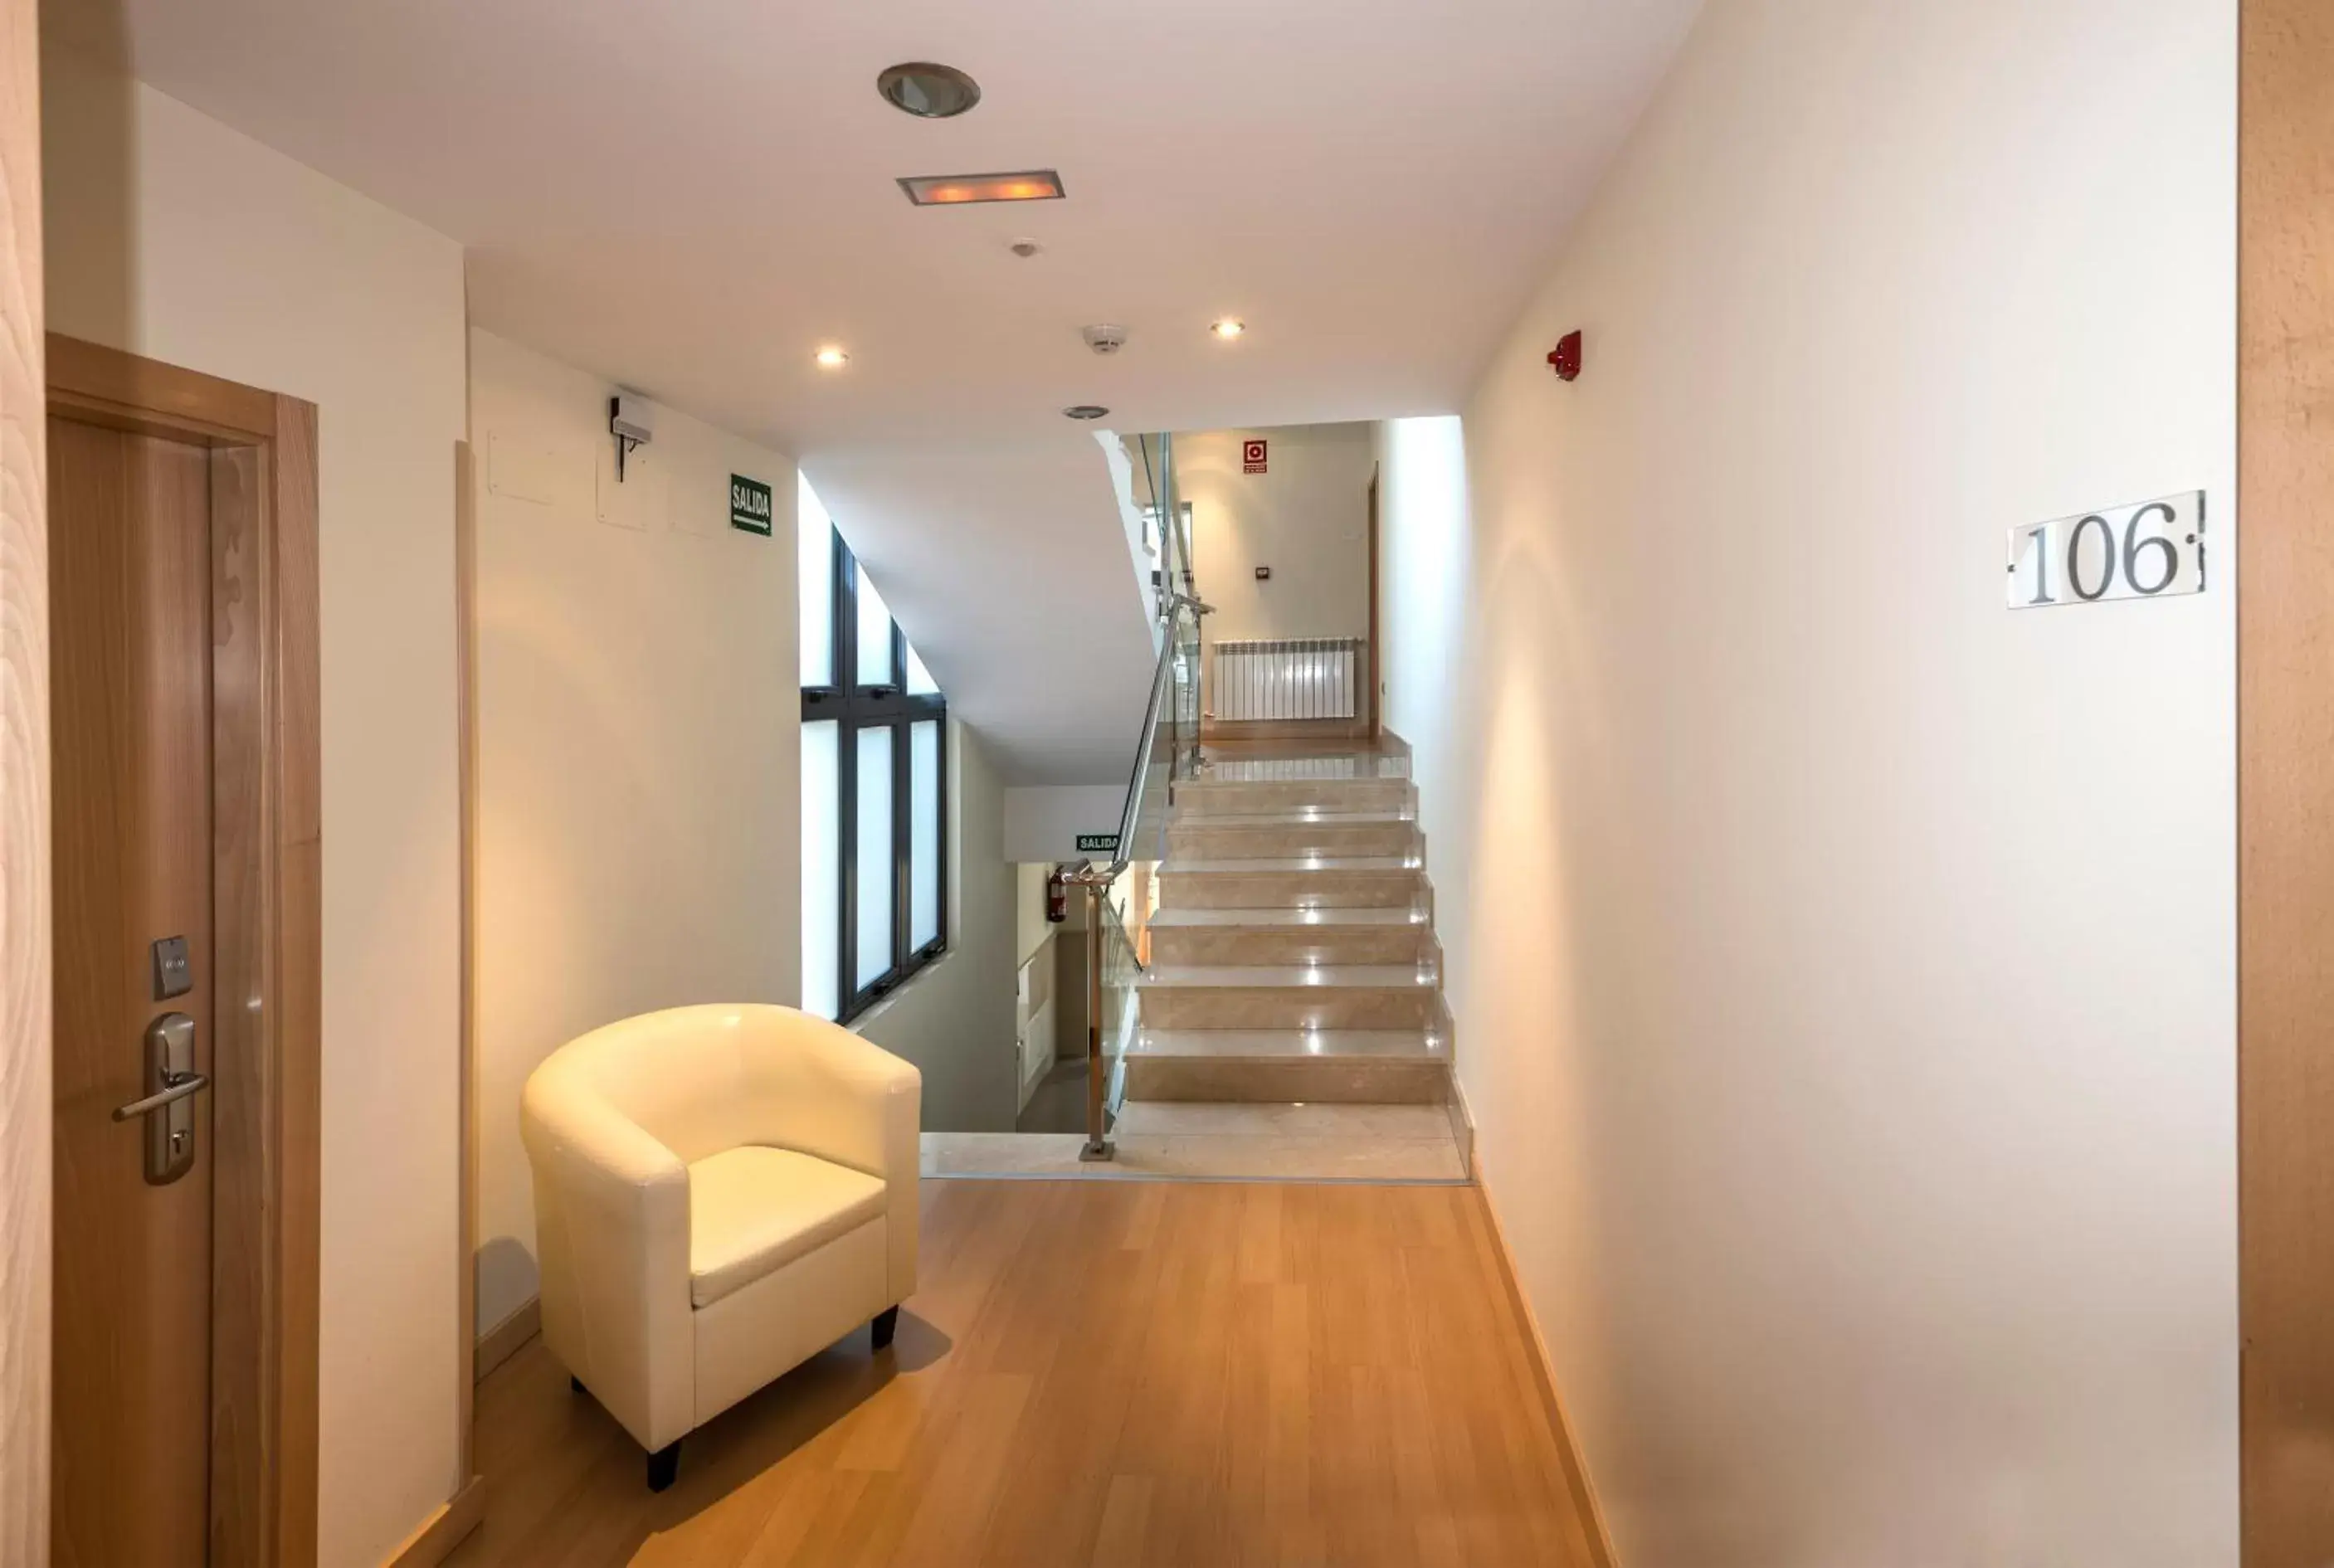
1003;784;1125;864
1372;417;1468;774
853;720;1020;1132
1014;864;1059;1101
468;328;800;1337
44;52;469;1567
1379;0;2238;1561
1177;423;1375;645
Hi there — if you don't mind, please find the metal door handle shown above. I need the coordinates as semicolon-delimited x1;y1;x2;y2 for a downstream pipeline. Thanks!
119;1010;202;1183
112;1068;209;1122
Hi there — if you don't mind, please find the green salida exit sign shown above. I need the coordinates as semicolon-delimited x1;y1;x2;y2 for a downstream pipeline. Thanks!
729;475;773;536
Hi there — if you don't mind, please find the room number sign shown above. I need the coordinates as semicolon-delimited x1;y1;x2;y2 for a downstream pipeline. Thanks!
2006;491;2205;608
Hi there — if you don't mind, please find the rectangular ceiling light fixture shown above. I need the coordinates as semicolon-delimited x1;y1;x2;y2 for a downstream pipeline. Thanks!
897;169;1066;206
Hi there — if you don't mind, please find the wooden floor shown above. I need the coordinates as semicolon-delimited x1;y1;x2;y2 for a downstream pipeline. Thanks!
448;1179;1599;1567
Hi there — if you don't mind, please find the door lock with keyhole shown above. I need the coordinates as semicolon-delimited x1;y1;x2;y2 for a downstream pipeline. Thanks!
112;1012;207;1185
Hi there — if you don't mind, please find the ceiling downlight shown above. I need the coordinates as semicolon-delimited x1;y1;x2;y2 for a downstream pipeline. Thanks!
1062;405;1109;421
877;62;982;119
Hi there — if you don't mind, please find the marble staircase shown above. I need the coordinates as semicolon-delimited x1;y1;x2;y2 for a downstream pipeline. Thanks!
1124;752;1461;1162
921;743;1468;1185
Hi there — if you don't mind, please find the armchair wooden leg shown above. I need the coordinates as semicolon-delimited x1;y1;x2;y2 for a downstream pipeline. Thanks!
646;1439;682;1493
872;1305;900;1352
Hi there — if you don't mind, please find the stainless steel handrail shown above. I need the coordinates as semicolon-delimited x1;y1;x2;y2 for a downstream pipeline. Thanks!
1066;593;1208;884
1063;590;1211;1161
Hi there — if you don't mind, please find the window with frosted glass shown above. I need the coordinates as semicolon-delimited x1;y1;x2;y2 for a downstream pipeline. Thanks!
904;640;940;697
800;721;840;1019
910;720;941;948
855;726;895;988
855;563;895;689
800;514;948;1022
797;478;834;686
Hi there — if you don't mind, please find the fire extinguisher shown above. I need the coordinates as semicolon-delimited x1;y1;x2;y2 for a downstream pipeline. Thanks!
1046;865;1069;924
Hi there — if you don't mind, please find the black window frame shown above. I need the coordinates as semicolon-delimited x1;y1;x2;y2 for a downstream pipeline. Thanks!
802;523;949;1023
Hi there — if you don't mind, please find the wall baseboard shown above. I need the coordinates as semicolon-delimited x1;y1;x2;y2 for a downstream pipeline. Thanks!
383;1474;485;1568
1470;1166;1620;1568
1443;1075;1476;1176
475;1296;539;1383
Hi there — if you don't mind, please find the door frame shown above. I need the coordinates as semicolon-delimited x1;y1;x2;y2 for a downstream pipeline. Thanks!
2239;0;2334;1558
46;334;322;1568
1367;464;1382;740
1;0;48;1549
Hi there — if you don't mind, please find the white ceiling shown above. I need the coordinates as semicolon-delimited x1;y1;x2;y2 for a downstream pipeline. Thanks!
95;0;1698;453
87;0;1701;780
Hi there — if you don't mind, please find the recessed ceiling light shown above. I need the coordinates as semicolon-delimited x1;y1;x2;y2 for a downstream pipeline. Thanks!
1062;405;1109;421
877;62;982;119
1211;319;1246;340
899;170;1066;207
814;346;849;369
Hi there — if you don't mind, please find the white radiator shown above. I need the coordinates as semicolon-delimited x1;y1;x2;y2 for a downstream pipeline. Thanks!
1213;638;1362;722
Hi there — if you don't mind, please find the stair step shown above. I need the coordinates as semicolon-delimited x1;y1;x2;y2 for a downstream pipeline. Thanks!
1136;965;1441;1030
1129;1027;1447;1059
1111;1101;1454;1138
1138;962;1437;986
1148;905;1428;927
1168;809;1418;825
1157;855;1427;911
1123;1027;1449;1103
1172;777;1415;816
1164;855;1421;873
1168;810;1421;860
1148;905;1435;966
1197;755;1408;784
921;1120;1466;1182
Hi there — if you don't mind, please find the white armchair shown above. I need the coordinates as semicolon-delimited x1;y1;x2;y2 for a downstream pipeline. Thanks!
520;1004;920;1490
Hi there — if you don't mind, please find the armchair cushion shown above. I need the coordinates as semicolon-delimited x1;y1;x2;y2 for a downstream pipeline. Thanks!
688;1146;887;1309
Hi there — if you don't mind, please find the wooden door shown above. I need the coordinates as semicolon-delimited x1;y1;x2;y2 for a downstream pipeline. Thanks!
47;412;216;1566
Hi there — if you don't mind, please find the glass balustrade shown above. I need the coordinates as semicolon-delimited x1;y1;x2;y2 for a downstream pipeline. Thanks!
1068;431;1208;1160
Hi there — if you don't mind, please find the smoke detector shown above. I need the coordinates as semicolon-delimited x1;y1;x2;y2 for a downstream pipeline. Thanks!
1081;324;1128;356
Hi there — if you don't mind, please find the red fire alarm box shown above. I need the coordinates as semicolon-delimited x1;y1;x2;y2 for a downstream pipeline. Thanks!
1548;331;1583;382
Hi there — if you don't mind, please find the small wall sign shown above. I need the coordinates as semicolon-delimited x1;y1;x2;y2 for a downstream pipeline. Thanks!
729;475;774;536
1243;439;1268;475
2007;491;2205;609
1075;834;1119;855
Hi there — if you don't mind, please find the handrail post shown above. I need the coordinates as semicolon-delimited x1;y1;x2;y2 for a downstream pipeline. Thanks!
1079;879;1113;1162
1182;600;1211;777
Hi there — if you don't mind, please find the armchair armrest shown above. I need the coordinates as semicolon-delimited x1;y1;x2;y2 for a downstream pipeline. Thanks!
521;1072;696;1451
767;1020;921;1174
